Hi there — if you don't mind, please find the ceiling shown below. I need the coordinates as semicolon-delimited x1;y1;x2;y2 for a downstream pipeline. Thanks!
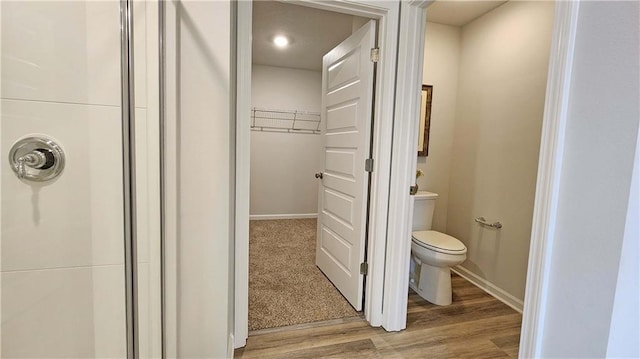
252;1;361;71
426;1;507;26
252;1;509;71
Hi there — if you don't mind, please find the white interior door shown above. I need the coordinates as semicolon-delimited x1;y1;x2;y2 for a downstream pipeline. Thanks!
316;20;376;311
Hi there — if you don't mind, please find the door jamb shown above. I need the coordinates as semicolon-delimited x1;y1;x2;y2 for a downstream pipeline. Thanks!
381;0;430;331
234;0;251;349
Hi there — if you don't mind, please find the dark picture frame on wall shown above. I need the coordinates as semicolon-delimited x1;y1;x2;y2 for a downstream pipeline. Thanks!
418;84;433;157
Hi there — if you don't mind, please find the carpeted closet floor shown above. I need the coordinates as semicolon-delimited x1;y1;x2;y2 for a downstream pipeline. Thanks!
249;219;359;331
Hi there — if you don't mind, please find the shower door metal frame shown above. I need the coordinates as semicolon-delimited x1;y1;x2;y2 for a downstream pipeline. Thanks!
119;0;139;357
158;0;167;357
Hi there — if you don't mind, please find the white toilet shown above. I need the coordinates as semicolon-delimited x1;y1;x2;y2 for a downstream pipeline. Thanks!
410;191;467;306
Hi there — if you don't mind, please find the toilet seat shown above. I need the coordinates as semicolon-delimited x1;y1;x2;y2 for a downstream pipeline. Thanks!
412;230;467;255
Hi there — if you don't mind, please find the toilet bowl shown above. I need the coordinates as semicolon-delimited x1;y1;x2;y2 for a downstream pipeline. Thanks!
409;191;467;306
409;230;467;305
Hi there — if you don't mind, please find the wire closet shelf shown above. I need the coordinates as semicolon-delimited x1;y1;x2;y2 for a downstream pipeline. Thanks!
251;107;321;134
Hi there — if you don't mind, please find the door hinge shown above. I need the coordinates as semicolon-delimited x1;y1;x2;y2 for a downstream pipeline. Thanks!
360;262;369;275
370;48;379;63
365;158;374;173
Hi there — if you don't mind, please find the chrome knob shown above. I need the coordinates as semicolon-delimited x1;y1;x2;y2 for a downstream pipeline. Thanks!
9;136;65;182
315;172;323;179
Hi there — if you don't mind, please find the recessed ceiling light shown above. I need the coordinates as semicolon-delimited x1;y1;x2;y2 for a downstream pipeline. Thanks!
273;35;289;48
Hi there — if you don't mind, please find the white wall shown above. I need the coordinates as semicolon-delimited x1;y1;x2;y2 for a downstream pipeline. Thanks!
250;65;322;217
164;1;233;357
540;1;640;357
417;21;460;232
442;1;554;304
0;2;160;357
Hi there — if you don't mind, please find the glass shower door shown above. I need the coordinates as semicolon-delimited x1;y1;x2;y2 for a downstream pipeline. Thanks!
0;1;161;357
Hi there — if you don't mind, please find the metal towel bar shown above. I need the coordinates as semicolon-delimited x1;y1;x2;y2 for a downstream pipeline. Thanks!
475;216;503;229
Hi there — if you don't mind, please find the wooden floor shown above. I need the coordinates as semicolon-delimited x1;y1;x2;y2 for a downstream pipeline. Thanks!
235;274;522;358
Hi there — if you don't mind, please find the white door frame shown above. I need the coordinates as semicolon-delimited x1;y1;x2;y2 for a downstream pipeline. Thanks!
234;0;580;353
519;1;580;357
234;0;252;349
234;0;431;348
381;0;430;331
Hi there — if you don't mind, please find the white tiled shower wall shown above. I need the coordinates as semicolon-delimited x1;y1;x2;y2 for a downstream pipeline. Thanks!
0;1;160;357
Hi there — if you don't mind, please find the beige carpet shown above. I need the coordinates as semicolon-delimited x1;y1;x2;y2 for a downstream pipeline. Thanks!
248;219;358;331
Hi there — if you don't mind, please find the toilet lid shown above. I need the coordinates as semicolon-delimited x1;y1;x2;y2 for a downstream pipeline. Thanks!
412;230;467;254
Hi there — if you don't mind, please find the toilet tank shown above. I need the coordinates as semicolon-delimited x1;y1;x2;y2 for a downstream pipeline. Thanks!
413;191;438;231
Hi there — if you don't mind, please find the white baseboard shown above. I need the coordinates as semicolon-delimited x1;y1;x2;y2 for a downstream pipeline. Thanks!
249;213;318;220
452;265;524;313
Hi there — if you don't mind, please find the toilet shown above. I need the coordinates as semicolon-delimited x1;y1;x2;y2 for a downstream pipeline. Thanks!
410;191;467;306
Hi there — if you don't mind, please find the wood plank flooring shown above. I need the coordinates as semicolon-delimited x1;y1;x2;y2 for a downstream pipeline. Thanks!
235;274;522;358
